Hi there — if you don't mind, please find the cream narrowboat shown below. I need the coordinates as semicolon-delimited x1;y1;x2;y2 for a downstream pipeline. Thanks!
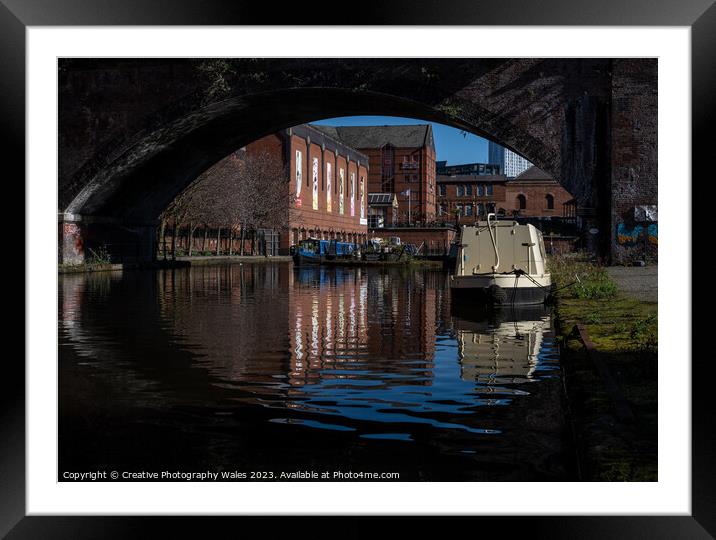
449;215;552;306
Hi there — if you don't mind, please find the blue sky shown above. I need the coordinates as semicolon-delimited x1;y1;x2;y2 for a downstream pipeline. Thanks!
312;116;489;165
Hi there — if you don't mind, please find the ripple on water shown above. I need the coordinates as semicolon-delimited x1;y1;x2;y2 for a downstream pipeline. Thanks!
59;263;565;479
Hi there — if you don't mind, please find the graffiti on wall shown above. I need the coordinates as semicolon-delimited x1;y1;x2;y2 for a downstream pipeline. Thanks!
63;222;84;257
617;223;658;246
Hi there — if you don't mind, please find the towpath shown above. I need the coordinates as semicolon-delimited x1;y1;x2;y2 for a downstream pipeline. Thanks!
606;265;658;303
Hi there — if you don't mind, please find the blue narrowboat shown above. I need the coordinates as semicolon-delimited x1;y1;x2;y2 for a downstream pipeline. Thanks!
292;238;359;265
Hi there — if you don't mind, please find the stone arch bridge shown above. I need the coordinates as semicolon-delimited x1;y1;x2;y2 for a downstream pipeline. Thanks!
58;58;657;264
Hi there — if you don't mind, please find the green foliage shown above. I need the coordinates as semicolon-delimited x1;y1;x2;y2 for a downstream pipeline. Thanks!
436;102;461;118
549;254;657;354
629;314;658;353
86;244;111;266
613;322;628;333
197;59;236;104
573;275;618;300
548;254;618;300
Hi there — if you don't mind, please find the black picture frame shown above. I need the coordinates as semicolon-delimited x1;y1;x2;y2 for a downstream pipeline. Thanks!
4;1;709;537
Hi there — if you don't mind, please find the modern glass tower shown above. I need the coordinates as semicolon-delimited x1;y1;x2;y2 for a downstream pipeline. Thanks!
487;141;532;178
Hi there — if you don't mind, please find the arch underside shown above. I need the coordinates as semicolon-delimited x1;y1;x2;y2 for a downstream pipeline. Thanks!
57;58;658;264
60;81;576;223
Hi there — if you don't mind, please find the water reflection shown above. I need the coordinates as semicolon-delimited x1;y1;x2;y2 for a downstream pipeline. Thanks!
59;263;570;481
454;306;557;387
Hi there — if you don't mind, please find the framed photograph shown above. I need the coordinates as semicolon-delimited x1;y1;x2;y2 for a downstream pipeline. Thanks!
6;0;710;536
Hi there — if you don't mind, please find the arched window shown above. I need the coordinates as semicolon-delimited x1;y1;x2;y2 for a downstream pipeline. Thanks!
517;194;527;210
545;194;554;210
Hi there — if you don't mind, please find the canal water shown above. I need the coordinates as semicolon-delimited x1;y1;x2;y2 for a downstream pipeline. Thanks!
59;263;572;481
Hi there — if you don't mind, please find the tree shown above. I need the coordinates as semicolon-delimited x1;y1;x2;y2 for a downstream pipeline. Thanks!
160;148;293;258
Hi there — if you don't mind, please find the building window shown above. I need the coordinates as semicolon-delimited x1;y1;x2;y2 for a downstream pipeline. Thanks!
456;185;465;197
465;184;472;196
486;184;493;196
546;194;554;209
477;203;485;216
477;184;484;196
517;194;527;210
439;185;446;196
438;203;446;216
455;204;463;216
381;144;395;192
464;204;473;216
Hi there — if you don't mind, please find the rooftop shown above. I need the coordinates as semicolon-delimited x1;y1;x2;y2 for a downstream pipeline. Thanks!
367;193;397;206
511;165;555;181
310;124;434;150
289;124;370;163
436;174;507;183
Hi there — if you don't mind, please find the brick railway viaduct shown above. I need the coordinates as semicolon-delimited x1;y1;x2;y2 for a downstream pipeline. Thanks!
58;58;657;264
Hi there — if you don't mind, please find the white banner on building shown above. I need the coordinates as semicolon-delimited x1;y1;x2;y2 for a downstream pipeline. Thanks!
359;175;365;220
339;168;345;215
350;172;355;217
326;162;332;213
295;150;302;199
312;157;319;211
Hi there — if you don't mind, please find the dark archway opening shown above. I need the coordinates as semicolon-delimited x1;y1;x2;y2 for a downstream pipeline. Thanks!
58;86;597;265
62;87;560;224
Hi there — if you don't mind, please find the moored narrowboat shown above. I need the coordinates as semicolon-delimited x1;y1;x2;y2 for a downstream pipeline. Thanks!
292;238;359;266
449;215;552;306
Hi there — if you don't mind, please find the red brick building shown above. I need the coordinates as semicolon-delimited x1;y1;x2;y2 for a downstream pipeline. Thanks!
436;166;574;224
246;124;370;254
436;174;508;225
504;166;574;218
311;124;437;224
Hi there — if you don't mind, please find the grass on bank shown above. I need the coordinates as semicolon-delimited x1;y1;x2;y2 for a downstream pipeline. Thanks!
548;254;657;482
58;245;116;272
548;254;657;353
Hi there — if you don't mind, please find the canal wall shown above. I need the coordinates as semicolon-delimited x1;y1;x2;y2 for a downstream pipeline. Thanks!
59;255;293;274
